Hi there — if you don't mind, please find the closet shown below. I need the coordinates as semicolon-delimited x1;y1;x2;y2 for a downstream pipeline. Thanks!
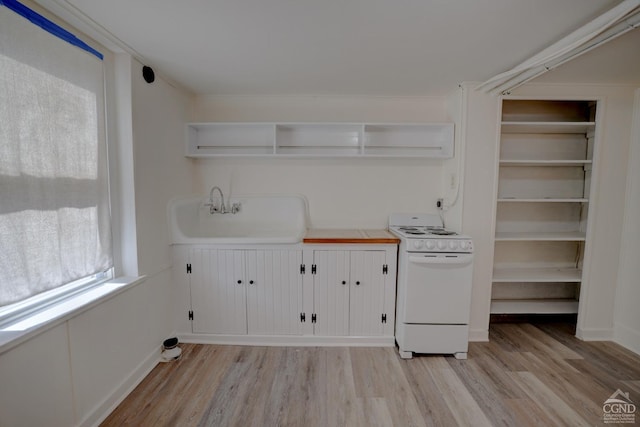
491;99;598;318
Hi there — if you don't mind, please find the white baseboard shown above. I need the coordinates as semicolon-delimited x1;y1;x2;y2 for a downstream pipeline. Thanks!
468;329;489;342
80;348;161;427
614;323;640;355
179;333;395;347
576;326;614;341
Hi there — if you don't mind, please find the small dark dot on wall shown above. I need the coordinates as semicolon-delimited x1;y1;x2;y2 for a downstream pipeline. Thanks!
142;66;155;83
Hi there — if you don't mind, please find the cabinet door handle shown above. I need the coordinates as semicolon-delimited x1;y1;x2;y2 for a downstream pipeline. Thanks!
249;280;255;285
237;280;242;284
341;280;346;285
356;281;360;286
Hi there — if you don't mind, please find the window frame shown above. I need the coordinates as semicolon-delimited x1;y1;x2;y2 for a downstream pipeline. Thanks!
0;0;120;329
0;269;113;328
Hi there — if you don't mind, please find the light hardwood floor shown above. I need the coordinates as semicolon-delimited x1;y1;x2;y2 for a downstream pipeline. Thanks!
101;323;640;427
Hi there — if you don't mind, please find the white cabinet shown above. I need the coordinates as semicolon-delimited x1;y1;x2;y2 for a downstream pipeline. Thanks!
245;250;303;335
311;250;350;336
172;242;396;345
190;248;246;334
185;122;453;158
491;99;598;316
188;248;303;335
305;248;395;337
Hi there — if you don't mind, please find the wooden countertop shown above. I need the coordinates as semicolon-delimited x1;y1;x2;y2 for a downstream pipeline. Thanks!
303;229;400;244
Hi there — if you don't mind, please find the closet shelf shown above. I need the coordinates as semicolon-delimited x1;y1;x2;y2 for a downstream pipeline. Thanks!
494;231;586;241
501;121;595;134
497;198;589;203
492;267;582;283
490;299;579;314
499;159;592;167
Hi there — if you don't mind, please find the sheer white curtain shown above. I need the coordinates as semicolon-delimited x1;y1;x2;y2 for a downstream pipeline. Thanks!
0;6;112;307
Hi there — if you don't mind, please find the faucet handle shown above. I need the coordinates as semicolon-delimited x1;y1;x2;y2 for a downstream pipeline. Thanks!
231;202;241;214
204;202;217;214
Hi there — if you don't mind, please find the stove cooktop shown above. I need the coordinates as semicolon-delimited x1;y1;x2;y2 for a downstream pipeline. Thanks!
388;213;473;252
394;226;458;237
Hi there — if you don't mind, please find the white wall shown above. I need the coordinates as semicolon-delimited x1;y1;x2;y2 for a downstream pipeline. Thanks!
458;83;501;341
191;95;459;229
0;324;75;427
131;58;195;273
614;88;640;353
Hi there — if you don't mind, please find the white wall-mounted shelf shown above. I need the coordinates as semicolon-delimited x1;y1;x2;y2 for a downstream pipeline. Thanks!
187;123;275;156
185;122;454;158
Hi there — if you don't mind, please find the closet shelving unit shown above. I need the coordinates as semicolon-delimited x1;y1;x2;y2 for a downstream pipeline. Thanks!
491;99;598;316
185;122;454;158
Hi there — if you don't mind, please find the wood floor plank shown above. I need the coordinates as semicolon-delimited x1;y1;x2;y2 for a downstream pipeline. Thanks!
507;371;591;427
398;355;457;426
101;323;640;427
516;352;606;423
424;357;494;427
102;344;239;427
223;346;282;427
175;345;244;427
518;323;584;360
446;356;523;426
197;346;272;426
355;397;394;427
351;347;427;427
505;398;558;427
489;324;534;353
461;343;529;400
621;379;640;396
326;347;359;426
494;324;583;363
470;340;529;375
591;341;640;378
566;356;640;415
261;347;327;427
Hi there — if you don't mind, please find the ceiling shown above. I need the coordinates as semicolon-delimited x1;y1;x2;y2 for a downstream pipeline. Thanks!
61;0;639;96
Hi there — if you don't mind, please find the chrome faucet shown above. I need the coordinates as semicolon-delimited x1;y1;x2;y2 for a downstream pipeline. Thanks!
206;186;240;214
207;186;226;214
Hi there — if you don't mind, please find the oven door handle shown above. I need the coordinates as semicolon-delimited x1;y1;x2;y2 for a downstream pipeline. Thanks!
409;254;473;266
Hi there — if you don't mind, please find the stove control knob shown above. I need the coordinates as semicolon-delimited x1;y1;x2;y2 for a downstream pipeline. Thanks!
413;240;424;250
460;241;469;250
436;240;447;250
448;241;458;250
425;240;435;250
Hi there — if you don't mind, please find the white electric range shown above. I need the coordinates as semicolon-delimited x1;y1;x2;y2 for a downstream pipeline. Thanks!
388;213;474;359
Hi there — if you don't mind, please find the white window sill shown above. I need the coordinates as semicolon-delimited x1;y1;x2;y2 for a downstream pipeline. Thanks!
0;275;146;355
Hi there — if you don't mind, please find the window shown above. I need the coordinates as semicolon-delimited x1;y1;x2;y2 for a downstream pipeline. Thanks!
0;1;113;320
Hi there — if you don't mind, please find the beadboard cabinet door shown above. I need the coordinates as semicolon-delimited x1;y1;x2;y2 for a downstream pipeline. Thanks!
312;250;388;337
348;250;387;336
245;250;303;335
312;250;351;336
190;248;246;335
188;248;303;335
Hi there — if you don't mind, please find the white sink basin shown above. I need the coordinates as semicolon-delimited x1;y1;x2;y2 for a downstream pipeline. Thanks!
168;194;308;244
